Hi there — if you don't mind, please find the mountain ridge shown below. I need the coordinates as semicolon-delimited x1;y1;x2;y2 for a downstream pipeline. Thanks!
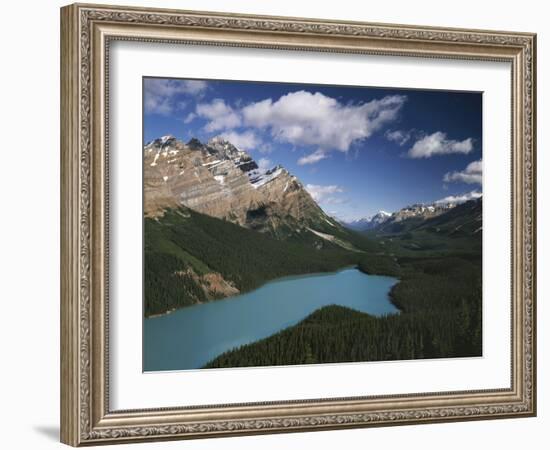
341;197;479;233
344;211;392;231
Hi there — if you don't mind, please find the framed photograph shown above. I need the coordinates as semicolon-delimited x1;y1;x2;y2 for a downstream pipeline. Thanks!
60;3;537;446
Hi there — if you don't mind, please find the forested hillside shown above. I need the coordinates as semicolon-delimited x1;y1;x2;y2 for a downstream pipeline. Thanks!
204;201;482;367
144;207;377;316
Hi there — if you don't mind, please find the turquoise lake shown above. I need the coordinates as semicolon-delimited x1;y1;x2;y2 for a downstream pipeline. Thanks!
143;268;399;371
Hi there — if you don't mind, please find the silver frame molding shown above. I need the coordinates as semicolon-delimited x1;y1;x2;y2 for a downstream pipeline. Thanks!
60;3;536;446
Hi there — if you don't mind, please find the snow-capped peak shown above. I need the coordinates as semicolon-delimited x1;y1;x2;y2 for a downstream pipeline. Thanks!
207;136;246;159
342;210;393;231
208;136;240;151
145;135;177;151
160;135;175;144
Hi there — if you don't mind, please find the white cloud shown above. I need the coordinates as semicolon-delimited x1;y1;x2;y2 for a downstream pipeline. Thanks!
385;129;411;146
144;79;208;115
183;112;196;124
241;91;406;155
435;190;482;205
407;131;474;158
305;184;344;203
196;99;241;132
257;157;273;172
298;150;328;165
322;197;348;205
193;91;405;163
144;96;172;116
218;130;262;152
180;80;209;95
443;159;482;185
257;143;273;154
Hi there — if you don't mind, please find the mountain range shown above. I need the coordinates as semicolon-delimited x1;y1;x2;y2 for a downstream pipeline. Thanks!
143;134;482;316
344;211;392;231
342;199;471;233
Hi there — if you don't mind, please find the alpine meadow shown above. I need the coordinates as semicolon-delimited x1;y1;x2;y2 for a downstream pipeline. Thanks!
142;77;483;372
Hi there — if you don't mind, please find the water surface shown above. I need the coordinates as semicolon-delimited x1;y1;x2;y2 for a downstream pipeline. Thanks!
144;268;398;371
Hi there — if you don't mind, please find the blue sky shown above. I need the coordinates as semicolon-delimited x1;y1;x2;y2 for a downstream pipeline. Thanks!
143;77;482;221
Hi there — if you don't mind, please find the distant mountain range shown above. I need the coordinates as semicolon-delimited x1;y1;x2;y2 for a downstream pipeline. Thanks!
408;197;482;238
341;199;476;233
344;211;392;231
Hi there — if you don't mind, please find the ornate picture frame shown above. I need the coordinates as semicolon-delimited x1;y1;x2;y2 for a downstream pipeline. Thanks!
60;3;536;446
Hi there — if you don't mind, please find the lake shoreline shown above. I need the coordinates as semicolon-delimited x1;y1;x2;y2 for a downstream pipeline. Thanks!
355;264;404;314
144;264;370;320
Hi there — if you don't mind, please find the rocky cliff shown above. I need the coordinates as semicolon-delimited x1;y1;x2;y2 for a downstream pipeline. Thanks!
144;135;335;236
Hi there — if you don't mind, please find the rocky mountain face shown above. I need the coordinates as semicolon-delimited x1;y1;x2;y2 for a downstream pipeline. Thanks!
390;203;456;223
144;135;338;236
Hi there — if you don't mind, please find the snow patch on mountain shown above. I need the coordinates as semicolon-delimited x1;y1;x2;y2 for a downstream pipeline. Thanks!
307;227;336;241
150;153;160;167
250;166;284;189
